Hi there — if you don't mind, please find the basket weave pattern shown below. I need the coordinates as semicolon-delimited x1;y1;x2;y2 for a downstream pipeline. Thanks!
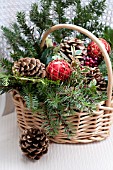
12;24;113;144
12;90;113;143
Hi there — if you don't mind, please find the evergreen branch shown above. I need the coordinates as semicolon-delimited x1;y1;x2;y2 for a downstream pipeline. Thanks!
0;58;13;72
57;113;73;136
1;26;23;56
23;93;39;112
51;0;72;42
11;23;39;57
16;13;41;56
16;12;35;41
53;0;68;24
29;3;41;32
30;3;52;35
42;108;60;136
102;26;113;50
2;24;40;60
72;0;106;36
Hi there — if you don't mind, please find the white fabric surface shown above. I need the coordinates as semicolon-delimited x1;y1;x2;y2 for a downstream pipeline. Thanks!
0;0;113;115
0;112;113;170
0;94;6;116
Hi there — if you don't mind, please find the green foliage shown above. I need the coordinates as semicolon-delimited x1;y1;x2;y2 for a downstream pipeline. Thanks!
0;59;107;136
1;0;106;57
72;0;106;37
40;47;54;65
0;58;13;73
99;52;113;78
99;26;113;78
30;2;52;33
102;26;113;50
1;23;39;60
1;65;105;137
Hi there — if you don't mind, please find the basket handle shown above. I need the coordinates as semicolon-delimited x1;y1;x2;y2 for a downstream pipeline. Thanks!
40;24;113;108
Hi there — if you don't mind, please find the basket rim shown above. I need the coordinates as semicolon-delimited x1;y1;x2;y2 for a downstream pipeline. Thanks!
12;89;113;113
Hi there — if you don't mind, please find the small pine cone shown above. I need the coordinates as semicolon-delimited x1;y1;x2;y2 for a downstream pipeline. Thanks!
86;67;107;91
19;128;49;160
12;57;46;78
60;37;87;63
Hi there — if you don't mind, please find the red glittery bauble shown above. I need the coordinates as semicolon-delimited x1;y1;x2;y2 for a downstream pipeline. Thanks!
87;38;111;58
46;59;72;81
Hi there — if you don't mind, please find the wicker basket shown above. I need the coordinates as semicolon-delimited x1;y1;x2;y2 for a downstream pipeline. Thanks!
12;24;113;144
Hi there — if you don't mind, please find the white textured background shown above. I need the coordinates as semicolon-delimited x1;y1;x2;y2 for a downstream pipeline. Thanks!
0;0;113;29
0;112;113;170
0;0;113;30
0;0;113;170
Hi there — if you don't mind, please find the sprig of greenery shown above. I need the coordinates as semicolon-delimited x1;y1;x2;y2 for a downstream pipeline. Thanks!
72;0;106;37
9;66;106;136
0;58;107;136
1;0;106;57
102;26;113;50
0;58;13;73
30;2;53;35
99;52;113;78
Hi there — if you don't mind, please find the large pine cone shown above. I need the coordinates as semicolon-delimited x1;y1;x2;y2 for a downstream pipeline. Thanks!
60;37;87;63
86;67;107;91
20;128;49;160
12;57;46;78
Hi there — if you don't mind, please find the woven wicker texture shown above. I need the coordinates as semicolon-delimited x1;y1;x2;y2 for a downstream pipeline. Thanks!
12;91;113;144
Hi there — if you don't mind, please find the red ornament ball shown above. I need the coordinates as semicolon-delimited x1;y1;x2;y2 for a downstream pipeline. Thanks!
46;59;72;81
87;38;111;58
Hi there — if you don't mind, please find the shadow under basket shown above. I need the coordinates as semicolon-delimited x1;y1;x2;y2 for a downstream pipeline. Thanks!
12;24;113;144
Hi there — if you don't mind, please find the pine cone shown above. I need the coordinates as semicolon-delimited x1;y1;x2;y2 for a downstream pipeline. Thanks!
19;128;49;160
60;37;87;64
12;57;46;78
86;67;107;91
